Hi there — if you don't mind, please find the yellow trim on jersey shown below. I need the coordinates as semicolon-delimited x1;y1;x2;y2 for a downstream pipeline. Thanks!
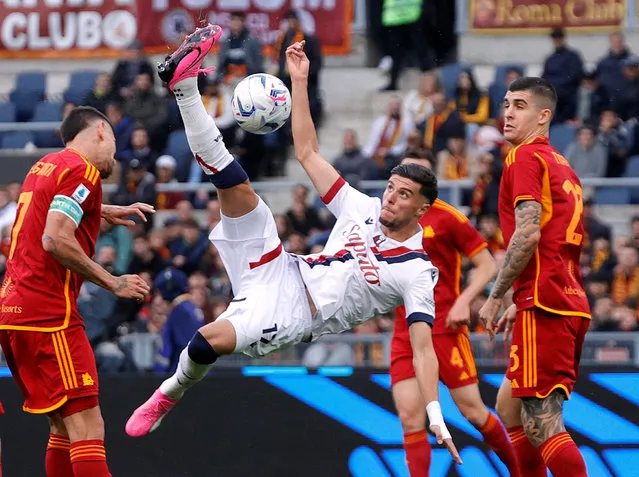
432;199;468;223
56;168;71;186
23;396;68;415
0;270;73;331
467;242;488;259
512;195;537;208
58;331;78;388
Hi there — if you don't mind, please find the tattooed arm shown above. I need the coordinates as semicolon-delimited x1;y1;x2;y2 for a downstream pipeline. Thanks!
42;211;149;300
490;201;542;299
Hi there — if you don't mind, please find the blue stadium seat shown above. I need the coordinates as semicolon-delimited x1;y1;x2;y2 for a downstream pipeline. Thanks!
63;71;99;105
0;103;16;122
488;83;507;118
549;124;577;155
12;71;46;95
32;101;62;122
493;63;525;86
438;188;452;204
164;130;193;181
1;131;34;149
595;187;630;205
625;155;639;177
440;64;470;100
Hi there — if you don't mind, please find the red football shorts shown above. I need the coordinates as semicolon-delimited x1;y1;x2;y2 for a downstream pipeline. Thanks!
0;324;99;415
506;308;590;399
390;328;479;389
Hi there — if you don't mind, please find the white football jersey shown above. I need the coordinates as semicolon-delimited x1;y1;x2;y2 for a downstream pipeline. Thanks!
297;178;439;338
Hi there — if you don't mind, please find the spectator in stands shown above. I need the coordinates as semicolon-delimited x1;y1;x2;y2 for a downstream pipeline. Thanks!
111;39;155;99
83;72;116;114
597;109;631;177
576;71;609;125
596;32;632;106
477;213;505;253
436;133;470;180
207;249;232;299
630;216;639;250
126;73;168;146
470;152;499;218
611;246;639;305
333;129;380;182
403;72;440;127
119;125;158;172
0;188;16;235
583;197;612;243
95;219;133;276
449;69;489;135
128;232;168;277
106;100;135;160
218;11;263;85
174;199;195;223
78;245;118;345
489;67;522;121
7;181;20;204
542;27;584;123
112;158;157;229
274;10;323;123
421;91;465;155
155;155;185;210
405;129;432;160
285;185;325;237
206;199;221;231
169;218;209;276
617;55;639;121
202;76;236;146
565;124;608;178
285;232;308;254
363;95;414;175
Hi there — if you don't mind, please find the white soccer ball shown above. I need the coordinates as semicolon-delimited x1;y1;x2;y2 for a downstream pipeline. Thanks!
231;73;292;135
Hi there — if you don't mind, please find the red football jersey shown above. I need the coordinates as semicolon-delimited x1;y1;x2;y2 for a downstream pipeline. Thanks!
395;199;488;335
0;149;102;331
498;136;590;318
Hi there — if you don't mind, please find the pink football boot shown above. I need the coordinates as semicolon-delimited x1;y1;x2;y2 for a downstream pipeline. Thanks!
125;389;178;437
157;24;222;91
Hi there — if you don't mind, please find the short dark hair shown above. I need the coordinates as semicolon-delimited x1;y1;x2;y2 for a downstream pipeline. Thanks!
508;77;557;113
58;106;113;144
389;163;438;205
230;11;246;19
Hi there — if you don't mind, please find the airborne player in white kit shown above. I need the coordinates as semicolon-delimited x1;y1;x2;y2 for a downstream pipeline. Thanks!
125;24;461;464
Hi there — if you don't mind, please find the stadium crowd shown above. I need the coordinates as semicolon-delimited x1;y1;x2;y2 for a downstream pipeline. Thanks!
1;25;639;373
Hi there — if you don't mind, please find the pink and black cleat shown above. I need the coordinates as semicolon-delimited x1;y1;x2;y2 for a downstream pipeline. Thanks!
125;389;178;437
158;24;223;91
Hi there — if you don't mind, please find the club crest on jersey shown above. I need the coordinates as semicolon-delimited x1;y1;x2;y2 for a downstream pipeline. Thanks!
345;225;380;286
72;184;90;204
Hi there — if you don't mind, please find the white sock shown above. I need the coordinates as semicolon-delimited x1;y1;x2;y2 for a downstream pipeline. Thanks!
173;77;234;174
159;348;213;400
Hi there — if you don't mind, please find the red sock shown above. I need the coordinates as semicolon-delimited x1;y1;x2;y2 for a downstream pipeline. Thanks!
403;430;431;477
46;434;73;477
540;432;587;477
479;413;518;476
507;426;546;477
69;440;112;477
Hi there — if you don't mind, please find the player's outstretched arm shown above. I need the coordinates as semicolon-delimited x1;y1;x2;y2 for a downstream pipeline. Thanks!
43;212;150;301
287;41;341;197
409;322;462;464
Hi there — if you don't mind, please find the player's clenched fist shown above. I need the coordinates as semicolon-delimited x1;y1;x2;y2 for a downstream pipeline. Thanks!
285;40;309;82
112;274;151;301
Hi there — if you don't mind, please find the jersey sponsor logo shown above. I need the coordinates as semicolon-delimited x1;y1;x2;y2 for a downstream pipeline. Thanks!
344;225;381;286
564;286;586;297
423;225;435;238
1;304;22;313
72;184;91;204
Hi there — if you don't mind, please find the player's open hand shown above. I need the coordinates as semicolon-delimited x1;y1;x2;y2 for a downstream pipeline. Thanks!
492;303;517;341
478;296;503;340
112;274;151;301
285;41;309;82
102;203;155;227
430;424;463;465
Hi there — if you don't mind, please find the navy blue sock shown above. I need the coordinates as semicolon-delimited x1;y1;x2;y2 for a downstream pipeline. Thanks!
187;331;219;365
205;159;249;189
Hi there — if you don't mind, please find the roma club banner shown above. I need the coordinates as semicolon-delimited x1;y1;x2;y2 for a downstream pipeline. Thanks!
0;0;352;59
469;0;626;33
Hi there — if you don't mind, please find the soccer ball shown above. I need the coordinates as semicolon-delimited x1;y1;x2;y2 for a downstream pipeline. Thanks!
231;73;292;135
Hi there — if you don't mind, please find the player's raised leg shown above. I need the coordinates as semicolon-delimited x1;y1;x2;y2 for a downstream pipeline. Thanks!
448;383;517;475
392;378;431;477
495;379;546;477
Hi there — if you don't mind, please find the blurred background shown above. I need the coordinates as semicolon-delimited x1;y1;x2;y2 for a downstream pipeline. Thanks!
1;1;639;476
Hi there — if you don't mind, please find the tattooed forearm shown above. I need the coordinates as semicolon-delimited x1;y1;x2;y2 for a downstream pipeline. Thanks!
490;201;541;299
521;391;567;447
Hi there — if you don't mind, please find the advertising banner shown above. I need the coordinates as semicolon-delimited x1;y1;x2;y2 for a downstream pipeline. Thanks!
469;0;626;34
0;0;352;59
0;368;637;476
